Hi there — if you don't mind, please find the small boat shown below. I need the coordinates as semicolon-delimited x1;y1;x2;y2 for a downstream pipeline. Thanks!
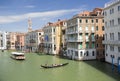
41;63;68;68
11;52;25;60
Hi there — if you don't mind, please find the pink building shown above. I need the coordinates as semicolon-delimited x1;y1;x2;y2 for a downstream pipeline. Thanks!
16;32;25;51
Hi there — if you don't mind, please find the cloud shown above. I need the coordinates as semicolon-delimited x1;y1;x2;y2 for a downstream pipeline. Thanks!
25;5;35;8
0;8;85;24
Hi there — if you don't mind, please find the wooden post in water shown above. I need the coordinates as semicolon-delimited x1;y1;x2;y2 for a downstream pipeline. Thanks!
118;57;120;73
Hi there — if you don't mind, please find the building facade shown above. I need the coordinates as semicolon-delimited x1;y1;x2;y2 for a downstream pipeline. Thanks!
7;32;17;50
66;8;104;60
0;31;9;50
43;20;66;55
103;0;120;64
25;29;44;52
15;33;25;51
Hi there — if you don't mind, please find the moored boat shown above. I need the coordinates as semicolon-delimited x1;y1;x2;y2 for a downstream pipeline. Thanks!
41;63;68;68
11;52;25;60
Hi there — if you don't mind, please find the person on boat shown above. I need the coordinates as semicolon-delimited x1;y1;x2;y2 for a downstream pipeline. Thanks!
45;64;48;66
54;64;57;66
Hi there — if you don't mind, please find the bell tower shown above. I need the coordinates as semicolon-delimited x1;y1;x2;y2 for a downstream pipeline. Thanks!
28;17;32;32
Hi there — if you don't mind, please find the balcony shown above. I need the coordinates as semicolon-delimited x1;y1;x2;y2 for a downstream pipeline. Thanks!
79;30;84;33
67;38;83;42
77;39;83;42
66;31;78;34
102;40;120;45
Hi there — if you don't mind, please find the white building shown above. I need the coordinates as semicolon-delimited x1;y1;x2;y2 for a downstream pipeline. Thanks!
25;29;44;52
0;31;9;50
66;8;104;60
103;0;120;64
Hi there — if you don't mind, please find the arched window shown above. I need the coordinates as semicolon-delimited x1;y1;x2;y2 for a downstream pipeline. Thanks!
86;51;89;56
92;51;95;56
80;51;83;56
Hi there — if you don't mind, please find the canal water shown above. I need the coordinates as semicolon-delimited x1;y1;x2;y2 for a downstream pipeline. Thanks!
0;51;120;81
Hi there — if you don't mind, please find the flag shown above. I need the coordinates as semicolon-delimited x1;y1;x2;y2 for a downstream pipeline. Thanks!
45;35;49;41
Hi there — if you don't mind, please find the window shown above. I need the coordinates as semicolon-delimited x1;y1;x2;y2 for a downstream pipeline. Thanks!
12;42;14;45
102;26;104;31
105;22;107;27
110;20;112;26
85;33;89;41
80;51;83;56
110;46;114;51
110;8;114;14
118;47;120;52
91;19;94;23
85;27;88;31
86;42;89;48
112;19;114;26
80;19;82;23
104;11;107;16
92;42;95;48
118;6;120;11
110;9;112;14
118;18;120;25
86;51;89;56
54;45;56;50
39;33;41;35
105;34;107;40
79;33;82;40
96;19;98;23
91;33;94;40
118;32;120;40
79;42;82;49
106;53;108;56
75;51;78;56
110;33;114;40
53;28;55;32
105;45;107;50
79;26;82;31
102;19;104;23
112;33;114;40
112;8;114;13
96;26;98;31
91;26;94;31
103;34;105;40
96;34;99;39
92;51;95;56
86;19;88;23
96;44;98;48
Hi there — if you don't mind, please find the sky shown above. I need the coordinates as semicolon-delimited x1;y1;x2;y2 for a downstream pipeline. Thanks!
0;0;110;32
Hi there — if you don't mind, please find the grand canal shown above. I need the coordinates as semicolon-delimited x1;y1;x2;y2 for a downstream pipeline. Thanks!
0;51;120;81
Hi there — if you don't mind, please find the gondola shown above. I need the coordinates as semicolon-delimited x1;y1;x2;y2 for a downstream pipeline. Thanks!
41;63;68;68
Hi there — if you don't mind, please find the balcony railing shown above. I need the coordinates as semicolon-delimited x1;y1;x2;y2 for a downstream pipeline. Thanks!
67;39;83;42
102;40;120;45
